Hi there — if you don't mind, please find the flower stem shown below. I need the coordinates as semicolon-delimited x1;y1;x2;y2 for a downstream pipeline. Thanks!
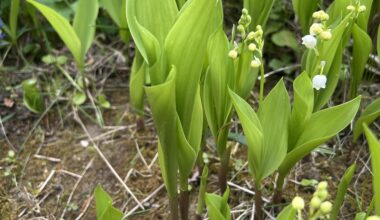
169;195;179;220
259;62;265;104
179;179;189;220
273;172;285;204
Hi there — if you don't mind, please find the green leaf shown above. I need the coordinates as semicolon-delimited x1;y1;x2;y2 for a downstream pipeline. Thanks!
354;97;380;141
9;0;20;43
145;68;178;199
279;96;361;177
288;72;314;151
292;0;319;35
72;91;86;106
377;25;380;59
73;0;99;59
364;125;380;215
22;78;44;114
356;0;373;32
330;163;357;220
354;212;366;220
205;188;231;220
276;204;296;220
271;29;299;51
129;53;146;112
165;0;221;131
257;79;290;179
203;27;234;155
349;24;372;98
100;0;123;27
229;88;263;179
244;0;275;29
27;0;83;66
42;54;55;64
98;94;111;109
94;185;123;220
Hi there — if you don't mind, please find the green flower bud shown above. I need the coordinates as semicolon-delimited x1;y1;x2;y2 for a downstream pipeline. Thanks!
320;30;332;40
317;189;328;201
242;8;248;15
359;5;366;12
317;181;328;190
237;25;245;33
292;196;305;210
250;57;261;68
320;201;332;214
346;5;355;11
310;197;322;208
366;216;380;220
248;43;257;51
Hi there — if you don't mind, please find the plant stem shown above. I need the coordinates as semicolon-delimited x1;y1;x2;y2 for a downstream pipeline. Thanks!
218;146;231;193
179;177;189;220
254;181;263;220
179;190;189;220
169;195;179;220
273;172;285;204
259;62;265;104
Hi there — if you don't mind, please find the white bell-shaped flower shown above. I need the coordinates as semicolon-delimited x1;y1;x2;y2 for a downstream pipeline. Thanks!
312;75;327;90
302;35;317;49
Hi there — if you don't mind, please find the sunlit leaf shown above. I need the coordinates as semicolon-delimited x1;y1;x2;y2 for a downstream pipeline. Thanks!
354;97;380;141
22;78;44;114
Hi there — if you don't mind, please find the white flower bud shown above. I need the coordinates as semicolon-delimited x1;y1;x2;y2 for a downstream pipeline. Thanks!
320;13;329;21
359;5;366;12
292;196;305;210
320;60;326;67
320;30;332;40
310;197;322;208
228;50;238;59
80;140;89;147
250;57;261;68
312;75;327;90
302;35;317;49
347;5;355;11
248;43;257;51
320;201;333;214
310;23;323;35
229;50;238;59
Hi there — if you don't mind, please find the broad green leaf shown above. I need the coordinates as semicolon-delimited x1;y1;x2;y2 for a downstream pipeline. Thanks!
288;72;314;151
229;89;263;179
331;163;357;220
165;0;221;132
22;78;44;114
145;68;178;198
72;91;86;106
73;0;99;60
129;53;146;112
100;0;129;43
100;0;123;27
257;79;290;179
354;97;380;141
279;96;361;177
126;0;177;70
276;204;296;220
349;24;372;98
27;0;82;66
271;29;299;51
292;0;319;35
205;188;231;220
364;125;380;215
244;0;275;29
203;27;234;155
327;0;351;26
94;185;123;220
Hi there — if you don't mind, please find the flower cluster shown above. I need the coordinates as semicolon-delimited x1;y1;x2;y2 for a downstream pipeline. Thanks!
302;10;331;51
291;181;333;220
0;18;6;39
228;9;264;69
